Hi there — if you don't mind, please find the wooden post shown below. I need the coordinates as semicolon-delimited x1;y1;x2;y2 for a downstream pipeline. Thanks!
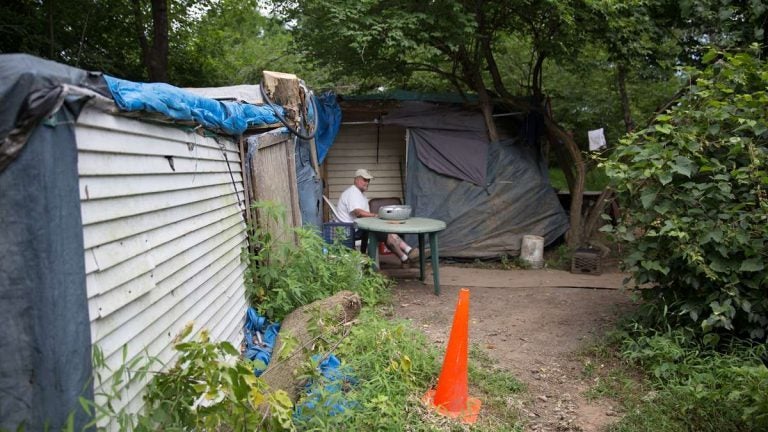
262;71;301;129
308;137;321;179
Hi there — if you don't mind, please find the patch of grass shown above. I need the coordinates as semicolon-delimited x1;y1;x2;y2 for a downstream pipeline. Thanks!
543;243;571;270
293;313;527;431
582;327;768;432
447;255;530;271
468;345;526;430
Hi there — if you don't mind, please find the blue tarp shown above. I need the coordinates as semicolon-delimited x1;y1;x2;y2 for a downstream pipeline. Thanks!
104;76;284;135
242;309;356;419
243;308;281;376
314;92;342;164
294;354;358;421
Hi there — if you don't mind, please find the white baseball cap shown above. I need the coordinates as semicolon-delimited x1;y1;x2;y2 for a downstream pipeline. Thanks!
355;168;374;180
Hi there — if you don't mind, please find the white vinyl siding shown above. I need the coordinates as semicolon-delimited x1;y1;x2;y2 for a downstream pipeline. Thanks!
76;107;249;423
325;124;406;204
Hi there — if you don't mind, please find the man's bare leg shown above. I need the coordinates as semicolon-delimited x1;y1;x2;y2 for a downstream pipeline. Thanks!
386;234;413;262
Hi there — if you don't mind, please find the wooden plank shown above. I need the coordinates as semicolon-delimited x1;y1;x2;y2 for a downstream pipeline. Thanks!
318;147;402;157
309;137;321;180
328;183;406;194
286;137;302;229
250;130;292;149
250;138;298;243
326;163;403;172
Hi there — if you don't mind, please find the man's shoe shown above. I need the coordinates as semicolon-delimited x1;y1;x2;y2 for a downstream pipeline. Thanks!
408;247;420;261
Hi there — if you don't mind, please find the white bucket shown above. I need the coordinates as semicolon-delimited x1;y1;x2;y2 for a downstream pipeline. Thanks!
520;235;544;269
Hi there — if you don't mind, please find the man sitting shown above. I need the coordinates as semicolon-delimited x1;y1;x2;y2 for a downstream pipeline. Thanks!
336;168;417;263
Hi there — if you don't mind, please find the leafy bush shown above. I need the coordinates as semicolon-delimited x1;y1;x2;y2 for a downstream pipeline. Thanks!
602;47;768;341
244;201;390;321
141;325;294;431
81;325;294;431
608;325;768;431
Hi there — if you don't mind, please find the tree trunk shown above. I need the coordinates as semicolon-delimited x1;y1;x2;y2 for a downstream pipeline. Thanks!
484;46;587;248
544;117;586;248
617;63;634;133
46;0;54;58
477;84;499;143
147;0;169;82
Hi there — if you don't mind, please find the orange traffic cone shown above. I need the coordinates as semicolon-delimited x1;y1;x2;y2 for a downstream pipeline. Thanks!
422;288;481;424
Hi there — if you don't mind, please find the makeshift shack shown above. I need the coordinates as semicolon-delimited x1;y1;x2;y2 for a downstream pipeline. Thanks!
0;54;330;431
324;95;569;258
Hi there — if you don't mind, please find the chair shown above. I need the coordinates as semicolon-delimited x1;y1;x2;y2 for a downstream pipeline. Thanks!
322;195;367;252
322;195;344;222
368;197;403;255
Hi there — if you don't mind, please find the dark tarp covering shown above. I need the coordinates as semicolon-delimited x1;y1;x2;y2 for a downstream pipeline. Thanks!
399;105;569;258
0;54;95;430
384;102;488;185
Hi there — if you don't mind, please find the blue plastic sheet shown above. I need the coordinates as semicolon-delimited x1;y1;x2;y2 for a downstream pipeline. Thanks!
314;92;342;164
294;354;358;420
243;308;281;376
104;76;283;135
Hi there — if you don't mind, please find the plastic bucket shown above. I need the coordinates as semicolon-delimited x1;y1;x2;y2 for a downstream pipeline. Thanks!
520;235;544;269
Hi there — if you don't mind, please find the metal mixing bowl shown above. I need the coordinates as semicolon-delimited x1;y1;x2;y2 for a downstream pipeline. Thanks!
378;205;412;220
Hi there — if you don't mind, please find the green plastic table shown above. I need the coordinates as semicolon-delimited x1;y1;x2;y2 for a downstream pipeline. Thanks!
354;217;447;295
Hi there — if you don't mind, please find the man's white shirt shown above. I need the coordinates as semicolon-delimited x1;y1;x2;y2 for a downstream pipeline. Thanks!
336;185;369;223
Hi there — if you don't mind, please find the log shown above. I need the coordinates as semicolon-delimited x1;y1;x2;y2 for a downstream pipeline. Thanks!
261;290;362;404
262;70;301;128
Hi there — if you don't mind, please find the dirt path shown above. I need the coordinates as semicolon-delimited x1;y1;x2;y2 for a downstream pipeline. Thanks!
386;264;635;431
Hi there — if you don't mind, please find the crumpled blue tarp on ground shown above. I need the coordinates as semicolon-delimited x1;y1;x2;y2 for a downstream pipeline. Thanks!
243;308;281;376
104;75;283;135
242;309;357;417
293;354;358;420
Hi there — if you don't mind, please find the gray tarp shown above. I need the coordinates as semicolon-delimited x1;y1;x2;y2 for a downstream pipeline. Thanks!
395;104;569;258
384;102;488;185
0;55;96;430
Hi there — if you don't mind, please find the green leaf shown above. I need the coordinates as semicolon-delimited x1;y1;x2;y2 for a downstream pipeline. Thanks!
739;258;764;272
220;342;239;357
670;156;694;177
640;190;658;208
657;171;673;185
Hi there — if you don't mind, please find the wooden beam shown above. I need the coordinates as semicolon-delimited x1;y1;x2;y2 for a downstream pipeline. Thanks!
308;137;321;180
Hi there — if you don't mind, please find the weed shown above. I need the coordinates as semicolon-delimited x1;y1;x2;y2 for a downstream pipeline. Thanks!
544;244;571;270
244;201;389;321
591;324;768;432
